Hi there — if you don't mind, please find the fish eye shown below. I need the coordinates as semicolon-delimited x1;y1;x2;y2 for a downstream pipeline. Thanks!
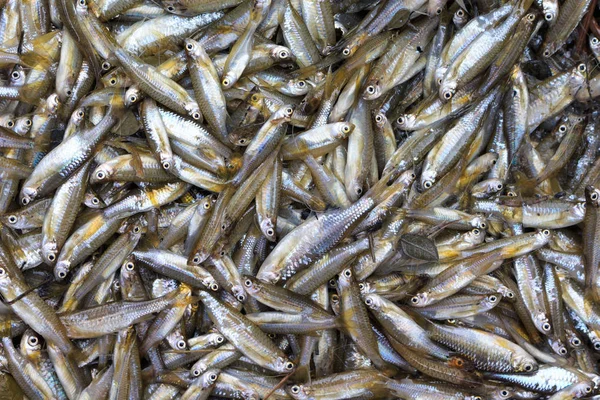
267;333;276;338
96;171;106;180
342;48;351;56
586;386;593;393
28;336;38;346
7;215;17;224
497;183;503;190
91;197;99;205
203;202;211;209
331;293;339;302
285;361;294;370
366;85;375;94
176;340;186;349
192;369;201;377
285;107;294;115
101;61;111;71
594;342;600;350
443;90;453;100
78;0;85;5
506;291;515;298
297;81;306;87
524;364;533;372
375;114;383;123
479;222;487;229
559;125;567;133
436;7;442;14
543;12;552;21
0;268;5;276
456;359;464;366
411;296;420;304
423;181;433;189
66;89;72;96
21;197;30;205
291;385;300;394
489;295;497;302
542;322;551;331
542;229;550;236
186;43;194;51
365;297;373;306
397;116;405;125
473;229;480;235
209;282;219;291
6;120;14;127
500;390;509;397
77;110;85;118
192;256;201;264
543;49;551;57
162;161;171;170
238;138;247;145
192;112;201;120
593;37;600;45
11;71;19;79
578;64;586;72
456;9;464;16
328;278;337;287
251;94;259;102
342;125;351;133
358;283;364;290
473;397;482;400
23;119;31;127
129;94;137;103
222;78;231;87
266;229;274;236
47;254;56;262
58;270;67;279
592;192;599;201
356;187;362;195
244;279;252;287
559;347;567;355
278;50;289;59
343;269;352;278
572;338;581;346
216;336;224;343
125;262;135;271
167;5;174;11
236;293;246;302
410;173;416;179
209;373;218;382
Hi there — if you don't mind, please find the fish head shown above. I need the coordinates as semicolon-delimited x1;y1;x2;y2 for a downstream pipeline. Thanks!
439;79;456;101
396;113;416;129
420;170;437;190
409;292;429;307
288;383;309;399
256;268;281;284
201;369;219;388
511;354;537;373
363;294;383;311
259;218;276;242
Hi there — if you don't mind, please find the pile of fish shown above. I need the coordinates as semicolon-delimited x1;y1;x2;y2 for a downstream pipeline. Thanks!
3;0;600;397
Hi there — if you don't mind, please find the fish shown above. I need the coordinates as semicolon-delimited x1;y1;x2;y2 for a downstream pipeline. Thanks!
1;1;600;398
